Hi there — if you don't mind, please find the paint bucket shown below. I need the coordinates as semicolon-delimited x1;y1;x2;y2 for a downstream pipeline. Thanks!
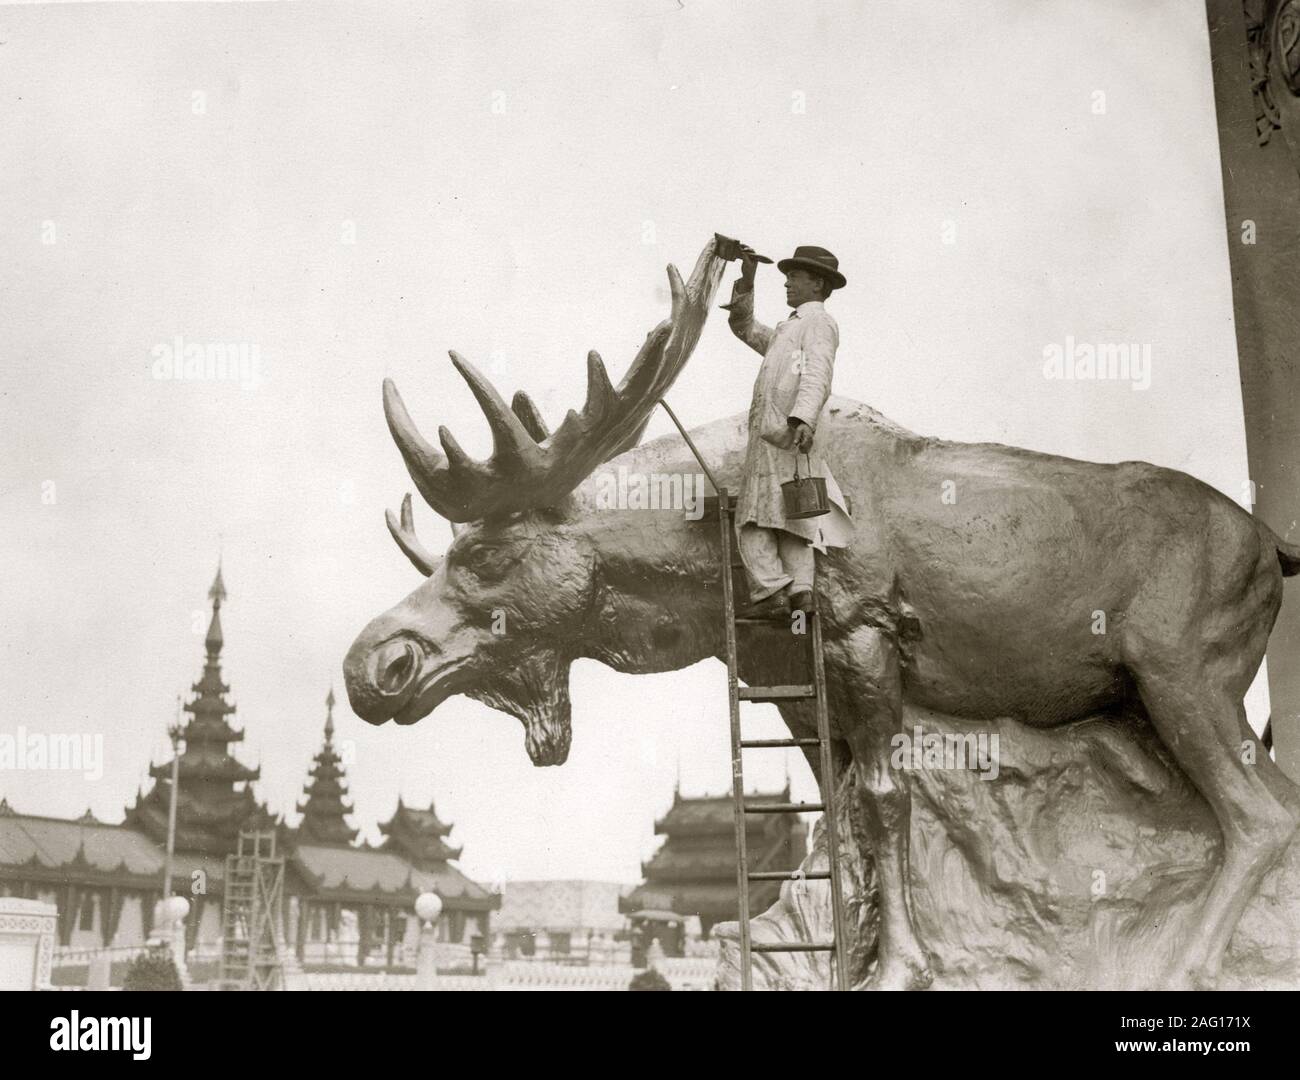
782;453;830;519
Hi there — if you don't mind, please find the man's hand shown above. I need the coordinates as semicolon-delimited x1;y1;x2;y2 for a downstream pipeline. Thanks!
790;419;815;454
738;244;759;290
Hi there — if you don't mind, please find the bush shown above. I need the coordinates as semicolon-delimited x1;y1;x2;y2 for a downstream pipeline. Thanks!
123;951;182;991
629;968;671;991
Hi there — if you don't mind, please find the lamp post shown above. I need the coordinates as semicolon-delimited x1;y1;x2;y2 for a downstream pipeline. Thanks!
161;710;183;900
414;892;443;989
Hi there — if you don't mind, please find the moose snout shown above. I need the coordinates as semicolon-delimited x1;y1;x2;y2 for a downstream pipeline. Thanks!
344;634;422;724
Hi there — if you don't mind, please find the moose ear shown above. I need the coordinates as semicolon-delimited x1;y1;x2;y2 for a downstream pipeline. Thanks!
385;493;440;577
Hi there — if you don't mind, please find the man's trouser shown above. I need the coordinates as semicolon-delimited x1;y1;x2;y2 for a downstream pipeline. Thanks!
737;523;815;602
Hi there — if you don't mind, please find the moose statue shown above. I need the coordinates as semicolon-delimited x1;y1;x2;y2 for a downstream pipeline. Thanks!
344;237;1300;990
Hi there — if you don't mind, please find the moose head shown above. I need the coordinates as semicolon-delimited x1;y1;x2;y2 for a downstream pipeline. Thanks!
344;239;727;765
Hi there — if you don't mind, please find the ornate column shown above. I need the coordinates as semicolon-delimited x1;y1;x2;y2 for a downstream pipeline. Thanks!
1207;0;1300;779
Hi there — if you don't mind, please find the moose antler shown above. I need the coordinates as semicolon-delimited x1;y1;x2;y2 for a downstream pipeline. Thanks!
382;237;727;524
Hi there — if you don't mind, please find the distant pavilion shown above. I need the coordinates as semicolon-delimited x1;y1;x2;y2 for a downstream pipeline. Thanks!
0;565;498;965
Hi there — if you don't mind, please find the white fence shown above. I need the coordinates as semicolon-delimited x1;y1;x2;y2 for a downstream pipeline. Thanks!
304;957;718;992
48;938;721;991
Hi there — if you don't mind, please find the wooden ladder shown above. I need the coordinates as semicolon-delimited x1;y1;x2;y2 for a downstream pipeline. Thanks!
660;401;849;991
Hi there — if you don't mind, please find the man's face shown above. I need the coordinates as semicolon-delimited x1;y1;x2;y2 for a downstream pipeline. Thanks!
784;268;827;309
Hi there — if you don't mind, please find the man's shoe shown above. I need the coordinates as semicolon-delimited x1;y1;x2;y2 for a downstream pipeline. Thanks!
737;593;790;620
788;590;816;615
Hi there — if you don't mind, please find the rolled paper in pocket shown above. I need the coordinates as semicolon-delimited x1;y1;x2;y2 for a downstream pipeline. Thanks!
760;419;797;450
782;453;830;519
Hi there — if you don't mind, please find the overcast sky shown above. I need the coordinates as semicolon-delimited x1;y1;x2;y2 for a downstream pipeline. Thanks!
0;0;1258;885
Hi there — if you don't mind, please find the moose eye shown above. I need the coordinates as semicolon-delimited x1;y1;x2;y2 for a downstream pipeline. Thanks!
459;543;521;582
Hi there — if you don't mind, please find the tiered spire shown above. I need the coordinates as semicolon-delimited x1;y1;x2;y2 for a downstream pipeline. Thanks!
294;688;359;846
126;563;274;854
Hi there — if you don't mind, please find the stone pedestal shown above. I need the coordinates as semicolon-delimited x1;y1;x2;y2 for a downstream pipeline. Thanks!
717;705;1300;990
149;896;191;989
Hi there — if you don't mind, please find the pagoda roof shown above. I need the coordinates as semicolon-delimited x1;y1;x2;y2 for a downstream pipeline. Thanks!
179;713;243;740
307;762;347;780
149;751;260;783
0;810;233;894
295;814;358;847
126;784;276;855
0;811;163;881
0;804;499;907
167;850;229;888
377;795;461;863
379;796;455;837
290;844;499;909
296;792;353;814
654;787;793;836
641;848;765;882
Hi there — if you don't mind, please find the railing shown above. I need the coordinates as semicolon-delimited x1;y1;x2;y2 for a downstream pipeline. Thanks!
53;943;151;967
48;938;722;990
303;956;718;991
294;940;473;970
50;943;155;989
489;942;634;965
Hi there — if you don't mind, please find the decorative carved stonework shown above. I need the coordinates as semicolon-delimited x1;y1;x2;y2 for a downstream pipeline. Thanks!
1276;0;1300;93
0;898;58;990
1246;0;1300;144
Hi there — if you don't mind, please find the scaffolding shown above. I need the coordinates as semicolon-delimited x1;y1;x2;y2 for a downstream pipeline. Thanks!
219;830;286;990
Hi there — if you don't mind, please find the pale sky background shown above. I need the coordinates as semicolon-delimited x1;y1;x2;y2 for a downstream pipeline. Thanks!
0;0;1260;885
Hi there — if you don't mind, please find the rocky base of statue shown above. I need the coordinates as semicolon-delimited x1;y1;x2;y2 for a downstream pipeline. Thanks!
717;704;1300;990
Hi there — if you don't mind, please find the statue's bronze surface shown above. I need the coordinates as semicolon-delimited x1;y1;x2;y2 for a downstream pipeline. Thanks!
344;238;1300;989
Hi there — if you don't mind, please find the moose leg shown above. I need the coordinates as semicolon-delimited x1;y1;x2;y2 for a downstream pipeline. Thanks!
1128;658;1300;988
836;627;933;990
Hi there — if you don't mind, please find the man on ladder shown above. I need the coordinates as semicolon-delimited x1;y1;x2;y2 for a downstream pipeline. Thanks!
721;242;854;618
716;238;854;990
658;234;854;987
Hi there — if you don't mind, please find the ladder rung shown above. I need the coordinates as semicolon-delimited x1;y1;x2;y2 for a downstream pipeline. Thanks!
750;941;835;953
703;494;853;521
740;737;821;748
738;684;815;701
734;611;819;627
733;617;801;627
744;801;824;814
747;870;831;881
